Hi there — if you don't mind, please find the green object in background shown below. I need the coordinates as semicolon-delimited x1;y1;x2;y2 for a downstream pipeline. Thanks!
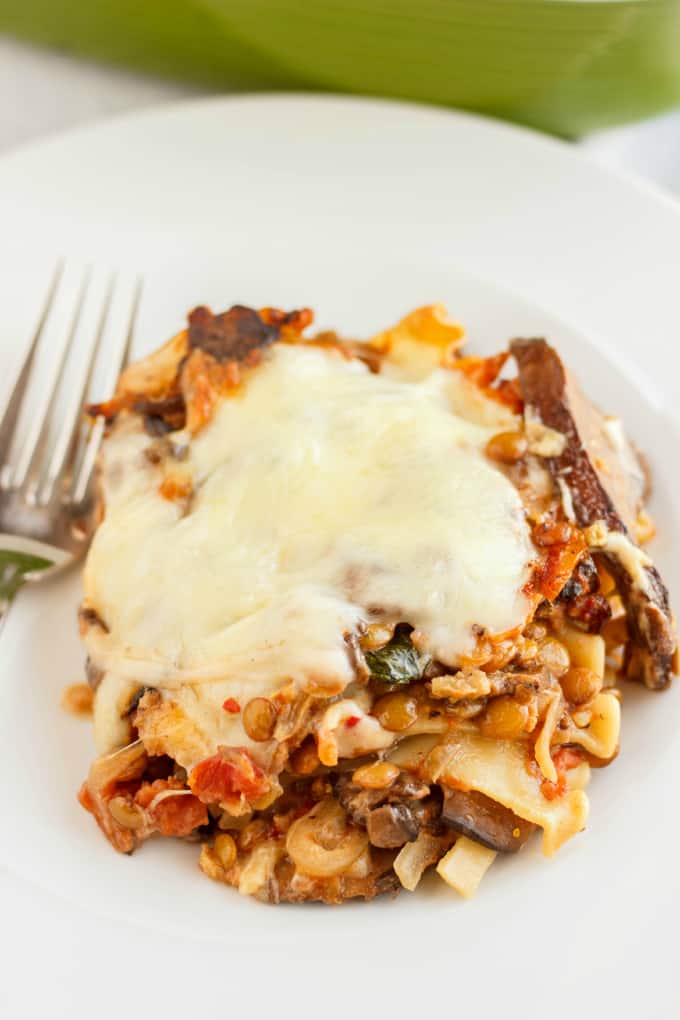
1;0;679;137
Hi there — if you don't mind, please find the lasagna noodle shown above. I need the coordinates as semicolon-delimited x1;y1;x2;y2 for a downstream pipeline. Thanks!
388;731;590;856
427;731;589;856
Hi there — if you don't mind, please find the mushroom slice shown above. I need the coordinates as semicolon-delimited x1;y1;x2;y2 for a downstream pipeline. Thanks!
366;803;420;848
441;786;535;853
511;338;676;690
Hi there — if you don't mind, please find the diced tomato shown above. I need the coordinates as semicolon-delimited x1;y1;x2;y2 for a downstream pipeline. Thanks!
452;353;523;413
345;716;361;728
135;777;181;809
133;778;208;837
154;795;207;837
158;476;192;503
540;775;567;801
494;378;523;414
77;782;95;815
77;781;136;853
222;698;241;714
259;306;314;338
540;746;585;800
552;746;585;772
190;746;270;805
532;526;587;602
454;352;508;388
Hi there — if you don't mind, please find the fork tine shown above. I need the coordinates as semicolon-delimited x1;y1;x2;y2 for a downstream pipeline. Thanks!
70;275;143;507
9;267;91;493
35;273;116;507
0;263;63;485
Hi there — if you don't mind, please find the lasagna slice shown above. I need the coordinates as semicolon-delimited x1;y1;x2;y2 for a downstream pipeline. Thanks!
77;302;677;903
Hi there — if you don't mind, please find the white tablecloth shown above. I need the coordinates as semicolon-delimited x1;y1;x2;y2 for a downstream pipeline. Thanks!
1;32;679;1020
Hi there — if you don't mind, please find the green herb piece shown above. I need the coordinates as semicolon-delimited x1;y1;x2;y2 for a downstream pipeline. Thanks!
0;550;53;604
365;626;421;685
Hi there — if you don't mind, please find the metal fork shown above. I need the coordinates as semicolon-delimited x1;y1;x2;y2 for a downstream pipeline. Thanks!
0;263;141;619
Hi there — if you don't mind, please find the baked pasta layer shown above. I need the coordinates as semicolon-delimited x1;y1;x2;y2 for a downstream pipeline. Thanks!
77;303;677;903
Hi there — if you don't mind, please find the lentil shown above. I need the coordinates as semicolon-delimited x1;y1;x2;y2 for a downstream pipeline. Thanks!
372;691;418;731
485;430;528;464
360;622;395;651
108;796;144;830
213;832;237;870
242;697;277;741
352;761;400;790
479;696;531;740
560;666;602;705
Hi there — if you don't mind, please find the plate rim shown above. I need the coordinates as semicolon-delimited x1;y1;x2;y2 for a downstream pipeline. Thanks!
1;89;679;218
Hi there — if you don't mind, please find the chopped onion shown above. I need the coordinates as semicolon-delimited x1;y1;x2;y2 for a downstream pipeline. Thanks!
394;831;445;891
436;836;496;898
286;799;368;878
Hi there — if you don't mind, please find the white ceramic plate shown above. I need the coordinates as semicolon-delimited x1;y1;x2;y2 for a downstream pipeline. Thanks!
1;95;679;1020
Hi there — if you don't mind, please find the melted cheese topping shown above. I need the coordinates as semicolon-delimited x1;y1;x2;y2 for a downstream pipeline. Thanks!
85;343;534;753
